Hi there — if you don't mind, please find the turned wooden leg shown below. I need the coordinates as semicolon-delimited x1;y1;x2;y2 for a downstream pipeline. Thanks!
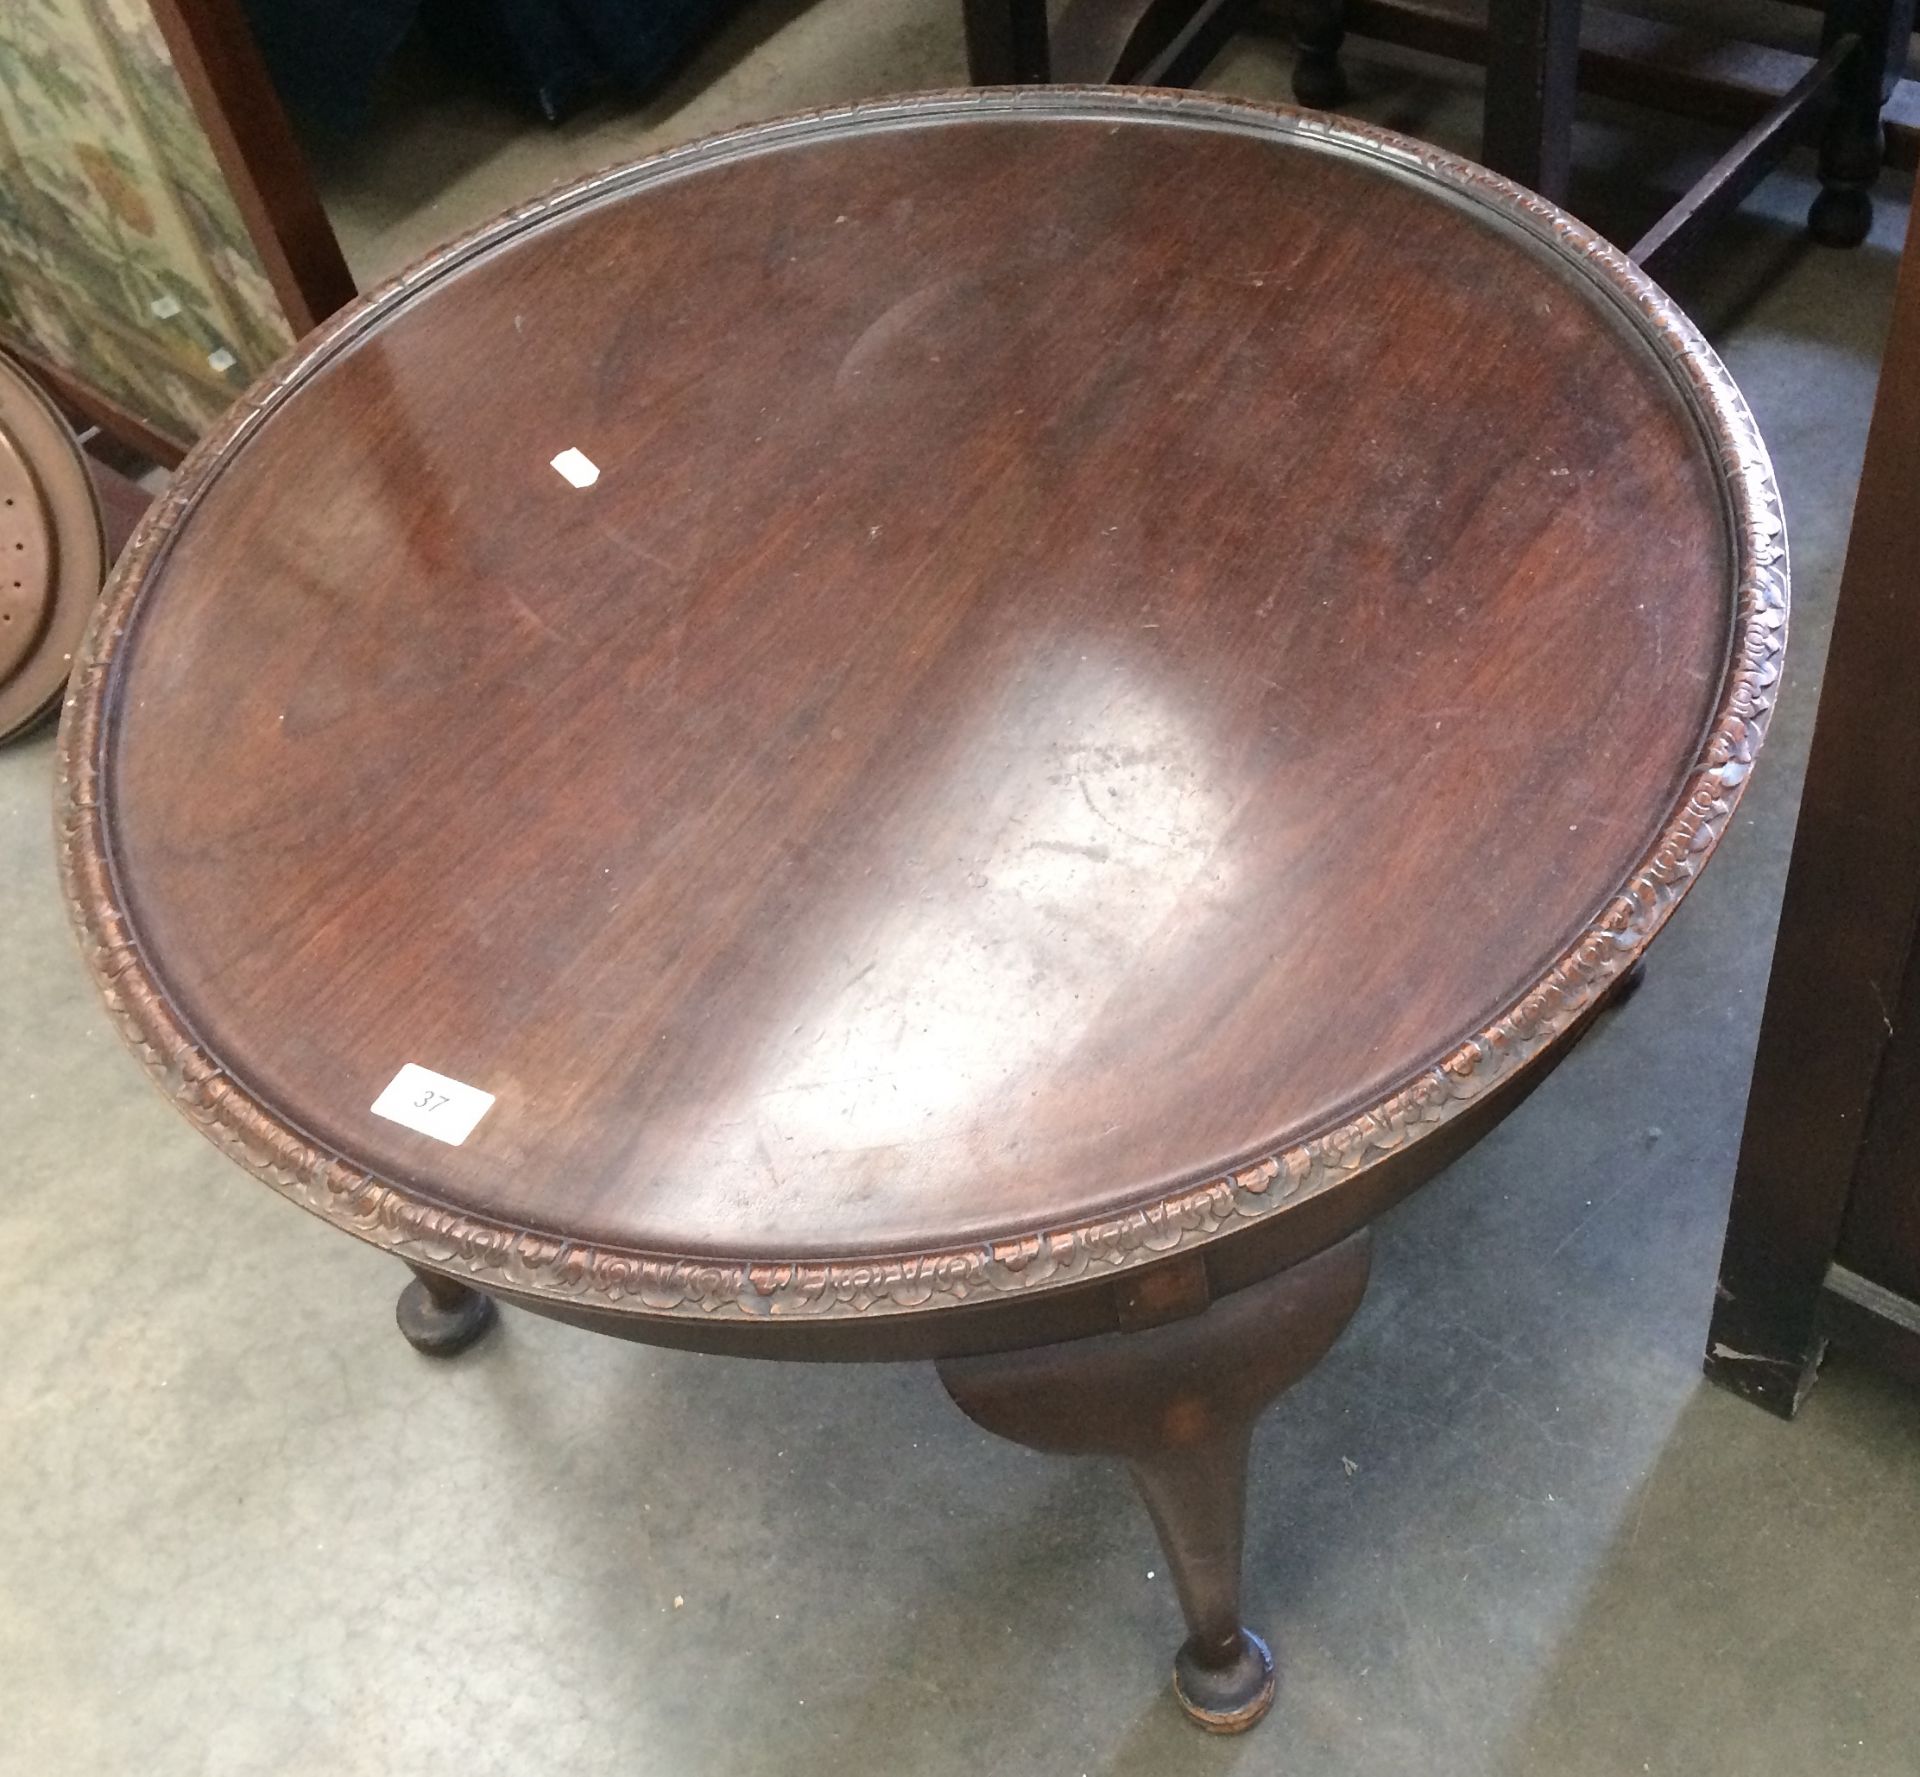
395;1262;497;1356
1810;55;1882;248
1291;0;1349;108
1808;0;1913;247
962;0;1049;83
939;1228;1372;1733
1129;1421;1274;1727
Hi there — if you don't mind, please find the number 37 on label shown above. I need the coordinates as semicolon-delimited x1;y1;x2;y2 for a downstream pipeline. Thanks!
371;1063;496;1146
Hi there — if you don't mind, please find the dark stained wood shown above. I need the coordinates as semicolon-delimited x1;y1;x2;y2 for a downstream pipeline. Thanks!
1809;0;1919;246
942;1228;1373;1732
1291;0;1352;106
1044;0;1250;83
57;92;1783;1738
439;992;1646;1362
977;0;1906;245
85;456;155;568
1840;939;1920;1305
1134;0;1252;84
60;92;1780;1360
1631;44;1850;279
1483;0;1581;200
1269;0;1903;238
396;1262;499;1355
1051;0;1206;80
1706;180;1920;1419
146;0;357;335
1817;1268;1920;1394
1256;0;1920;172
962;0;1050;81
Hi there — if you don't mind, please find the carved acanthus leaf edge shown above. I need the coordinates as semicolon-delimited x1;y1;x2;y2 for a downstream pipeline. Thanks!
55;88;1786;1324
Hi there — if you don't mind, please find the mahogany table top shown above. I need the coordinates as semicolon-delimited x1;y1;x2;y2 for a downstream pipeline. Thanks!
59;90;1784;1357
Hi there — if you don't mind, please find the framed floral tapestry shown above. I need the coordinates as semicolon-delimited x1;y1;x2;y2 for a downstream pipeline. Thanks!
0;0;353;460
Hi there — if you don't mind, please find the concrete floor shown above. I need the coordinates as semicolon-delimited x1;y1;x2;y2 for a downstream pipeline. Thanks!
6;9;1920;1775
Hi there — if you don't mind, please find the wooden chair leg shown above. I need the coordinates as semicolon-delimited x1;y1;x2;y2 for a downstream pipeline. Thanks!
396;1262;497;1356
1809;0;1916;246
1483;0;1583;200
1292;0;1350;107
939;1230;1373;1733
963;0;1051;83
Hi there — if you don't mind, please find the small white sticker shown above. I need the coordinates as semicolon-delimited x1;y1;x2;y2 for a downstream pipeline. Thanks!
150;295;182;319
551;446;600;488
371;1064;495;1145
208;347;237;373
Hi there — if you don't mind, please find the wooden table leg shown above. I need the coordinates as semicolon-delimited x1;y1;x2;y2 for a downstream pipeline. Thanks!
1483;0;1582;201
938;1229;1372;1732
1292;0;1351;107
962;0;1051;83
1809;0;1917;246
395;1262;497;1356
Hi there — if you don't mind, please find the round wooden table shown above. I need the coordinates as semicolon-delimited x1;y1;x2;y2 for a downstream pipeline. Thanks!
59;90;1784;1734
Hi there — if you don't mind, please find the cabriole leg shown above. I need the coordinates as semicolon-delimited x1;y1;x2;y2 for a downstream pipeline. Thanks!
938;1228;1372;1732
396;1262;497;1356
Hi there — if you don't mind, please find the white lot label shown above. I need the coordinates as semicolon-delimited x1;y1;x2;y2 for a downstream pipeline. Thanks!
550;446;600;487
371;1064;495;1145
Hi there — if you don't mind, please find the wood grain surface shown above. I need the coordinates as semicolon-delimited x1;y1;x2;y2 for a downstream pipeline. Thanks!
60;91;1783;1354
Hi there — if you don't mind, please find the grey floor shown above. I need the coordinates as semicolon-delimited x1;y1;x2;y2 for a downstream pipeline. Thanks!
6;9;1920;1775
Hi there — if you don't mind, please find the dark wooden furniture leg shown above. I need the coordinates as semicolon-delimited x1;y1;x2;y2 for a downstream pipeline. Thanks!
1483;0;1583;200
939;1230;1372;1732
1630;45;1854;280
1809;0;1916;246
963;0;1050;82
1707;196;1920;1415
396;1262;497;1356
1292;0;1350;106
